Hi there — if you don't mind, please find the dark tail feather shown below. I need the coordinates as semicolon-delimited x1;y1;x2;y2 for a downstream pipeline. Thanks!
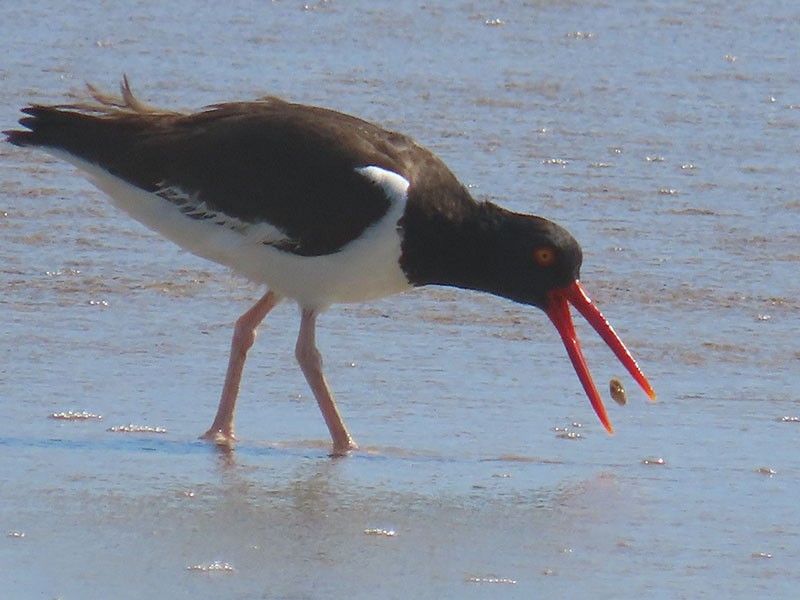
4;107;44;147
3;103;159;174
3;127;31;147
4;78;176;153
5;106;97;150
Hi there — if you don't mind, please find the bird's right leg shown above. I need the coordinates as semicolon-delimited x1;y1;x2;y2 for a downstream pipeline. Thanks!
295;308;358;456
201;290;281;445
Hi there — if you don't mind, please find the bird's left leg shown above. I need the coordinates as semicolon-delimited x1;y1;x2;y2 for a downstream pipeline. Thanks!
201;290;281;445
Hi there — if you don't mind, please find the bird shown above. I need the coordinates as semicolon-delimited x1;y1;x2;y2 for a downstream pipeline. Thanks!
5;78;656;455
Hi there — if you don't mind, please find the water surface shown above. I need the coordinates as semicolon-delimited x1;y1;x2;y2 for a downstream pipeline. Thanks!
1;1;799;598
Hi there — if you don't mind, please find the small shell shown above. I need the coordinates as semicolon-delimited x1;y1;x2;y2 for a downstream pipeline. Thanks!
609;378;627;406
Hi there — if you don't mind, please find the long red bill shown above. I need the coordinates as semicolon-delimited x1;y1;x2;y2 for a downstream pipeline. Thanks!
545;280;656;434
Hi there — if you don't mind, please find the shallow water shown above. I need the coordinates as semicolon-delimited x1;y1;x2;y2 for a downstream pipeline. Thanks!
1;1;799;598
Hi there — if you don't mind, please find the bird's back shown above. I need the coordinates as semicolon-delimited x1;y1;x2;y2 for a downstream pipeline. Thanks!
7;83;471;257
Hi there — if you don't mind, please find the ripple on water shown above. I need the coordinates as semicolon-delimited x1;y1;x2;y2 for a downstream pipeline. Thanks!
49;410;102;420
465;575;517;584
363;528;397;537
106;424;168;434
186;561;235;573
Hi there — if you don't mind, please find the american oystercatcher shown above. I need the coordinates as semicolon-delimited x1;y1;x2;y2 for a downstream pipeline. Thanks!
5;79;656;455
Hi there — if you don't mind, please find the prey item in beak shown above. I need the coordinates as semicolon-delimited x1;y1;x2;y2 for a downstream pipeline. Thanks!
545;281;656;434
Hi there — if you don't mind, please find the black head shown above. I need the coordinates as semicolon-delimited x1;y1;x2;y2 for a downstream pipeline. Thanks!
490;213;583;309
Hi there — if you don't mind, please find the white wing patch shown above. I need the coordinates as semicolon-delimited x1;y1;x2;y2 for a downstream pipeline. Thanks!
46;152;412;310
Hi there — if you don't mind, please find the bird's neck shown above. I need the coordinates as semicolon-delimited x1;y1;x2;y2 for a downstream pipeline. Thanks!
399;195;512;294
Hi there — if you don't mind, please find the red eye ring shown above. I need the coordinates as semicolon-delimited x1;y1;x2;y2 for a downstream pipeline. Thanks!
533;246;556;267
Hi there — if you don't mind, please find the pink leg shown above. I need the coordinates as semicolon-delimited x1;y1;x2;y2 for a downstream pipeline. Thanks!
295;308;358;455
201;290;280;445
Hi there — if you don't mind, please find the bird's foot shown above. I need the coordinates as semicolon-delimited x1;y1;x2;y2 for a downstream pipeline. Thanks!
200;428;237;447
329;438;359;458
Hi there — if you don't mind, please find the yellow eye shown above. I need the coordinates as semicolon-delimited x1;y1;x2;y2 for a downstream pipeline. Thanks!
533;246;556;267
